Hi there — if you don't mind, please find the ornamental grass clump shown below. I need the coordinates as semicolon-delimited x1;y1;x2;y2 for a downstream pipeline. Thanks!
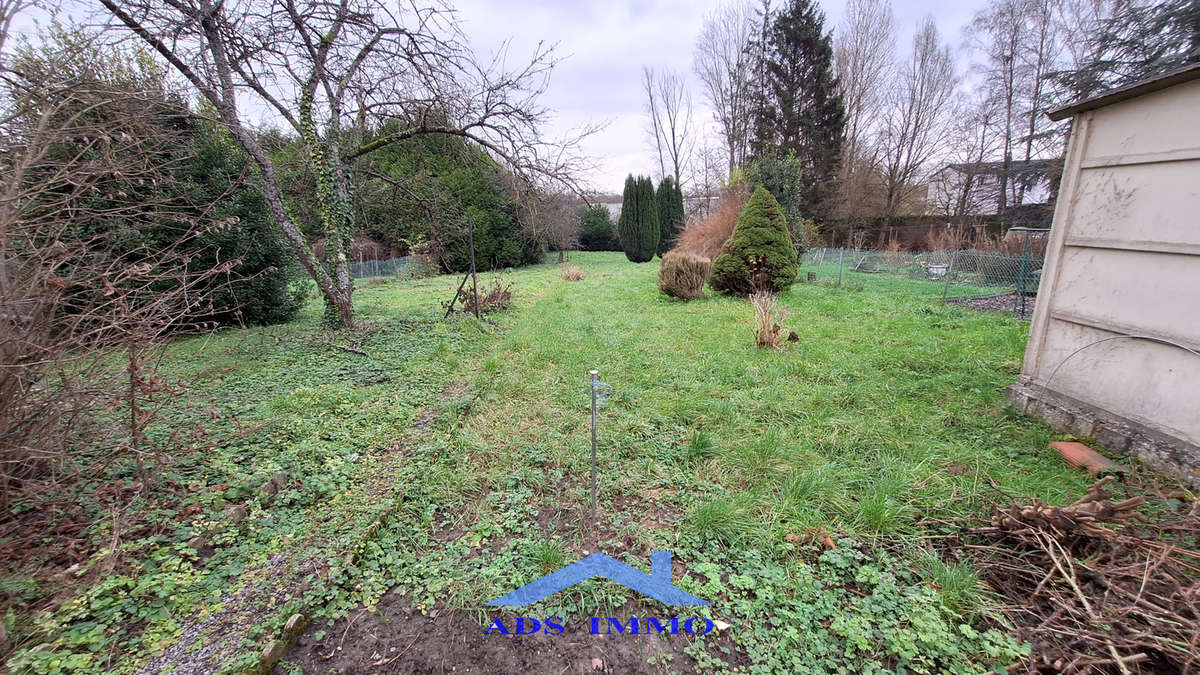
674;191;744;261
657;251;712;301
751;291;787;350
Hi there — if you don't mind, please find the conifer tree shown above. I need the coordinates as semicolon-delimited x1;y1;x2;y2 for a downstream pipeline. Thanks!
655;175;685;256
748;0;845;220
710;186;797;294
617;174;659;262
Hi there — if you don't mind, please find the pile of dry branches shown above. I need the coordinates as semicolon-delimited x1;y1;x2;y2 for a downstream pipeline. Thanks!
456;278;513;315
963;477;1199;673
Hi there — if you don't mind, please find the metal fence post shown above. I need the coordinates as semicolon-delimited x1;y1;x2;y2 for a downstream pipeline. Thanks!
589;369;599;526
468;214;479;320
942;251;956;299
1015;231;1028;316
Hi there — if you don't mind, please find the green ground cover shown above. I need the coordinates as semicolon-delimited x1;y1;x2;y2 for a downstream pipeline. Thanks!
6;251;1097;673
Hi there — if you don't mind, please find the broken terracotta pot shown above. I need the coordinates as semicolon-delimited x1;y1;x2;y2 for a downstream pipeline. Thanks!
1049;441;1126;477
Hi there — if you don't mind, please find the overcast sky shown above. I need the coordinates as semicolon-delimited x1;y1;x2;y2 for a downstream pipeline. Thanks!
452;0;990;194
5;0;993;194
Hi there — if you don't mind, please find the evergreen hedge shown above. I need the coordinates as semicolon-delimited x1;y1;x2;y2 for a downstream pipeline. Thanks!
617;175;659;263
579;204;619;251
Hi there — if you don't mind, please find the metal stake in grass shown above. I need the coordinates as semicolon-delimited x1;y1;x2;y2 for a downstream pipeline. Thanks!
589;369;599;526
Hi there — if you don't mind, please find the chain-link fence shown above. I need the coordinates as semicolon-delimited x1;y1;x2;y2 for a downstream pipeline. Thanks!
800;246;1045;318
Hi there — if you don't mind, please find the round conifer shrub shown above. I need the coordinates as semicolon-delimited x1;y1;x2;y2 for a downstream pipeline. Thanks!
709;186;797;295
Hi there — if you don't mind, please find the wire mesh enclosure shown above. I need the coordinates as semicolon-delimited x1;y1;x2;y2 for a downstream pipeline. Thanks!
349;255;419;280
800;244;1045;318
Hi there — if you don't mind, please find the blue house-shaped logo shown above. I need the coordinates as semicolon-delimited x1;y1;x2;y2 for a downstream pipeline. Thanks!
487;550;709;606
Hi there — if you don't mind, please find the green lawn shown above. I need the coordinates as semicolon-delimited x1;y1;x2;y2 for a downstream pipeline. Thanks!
7;251;1096;673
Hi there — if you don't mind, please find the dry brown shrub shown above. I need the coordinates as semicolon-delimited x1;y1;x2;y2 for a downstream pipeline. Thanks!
458;278;513;314
560;264;583;281
673;191;746;260
974;231;1050;256
751;291;787;350
657;251;712;300
923;226;968;251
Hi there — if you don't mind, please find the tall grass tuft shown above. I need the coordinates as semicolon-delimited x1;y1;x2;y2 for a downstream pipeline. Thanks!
750;291;786;349
657;251;712;300
687;497;756;545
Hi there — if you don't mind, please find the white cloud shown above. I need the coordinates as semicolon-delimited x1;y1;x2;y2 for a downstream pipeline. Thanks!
451;0;991;193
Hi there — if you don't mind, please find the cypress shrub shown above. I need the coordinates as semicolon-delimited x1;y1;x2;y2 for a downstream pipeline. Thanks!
656;176;685;257
617;174;659;262
579;204;619;251
710;186;798;294
657;251;712;301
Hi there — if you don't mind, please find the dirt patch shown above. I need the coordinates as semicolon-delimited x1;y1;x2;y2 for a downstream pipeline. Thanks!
945;291;1036;318
137;551;321;674
283;593;741;674
412;407;436;431
440;379;470;399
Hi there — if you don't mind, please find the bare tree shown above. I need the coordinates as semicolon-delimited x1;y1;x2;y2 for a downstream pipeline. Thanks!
1054;0;1119;72
1;28;243;507
694;0;755;175
98;0;591;329
642;66;668;180
967;0;1068;214
930;92;1003;217
831;0;896;219
878;17;956;217
642;66;694;188
1015;0;1060;204
834;0;895;171
968;0;1026;214
688;139;728;219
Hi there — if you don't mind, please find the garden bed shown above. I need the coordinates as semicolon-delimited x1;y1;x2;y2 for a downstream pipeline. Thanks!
946;290;1038;317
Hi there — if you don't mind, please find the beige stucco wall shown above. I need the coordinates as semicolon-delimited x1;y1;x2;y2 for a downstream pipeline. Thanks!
1021;77;1200;454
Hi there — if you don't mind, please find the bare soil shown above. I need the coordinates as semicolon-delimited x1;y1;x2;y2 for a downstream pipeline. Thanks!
945;291;1037;318
282;593;744;674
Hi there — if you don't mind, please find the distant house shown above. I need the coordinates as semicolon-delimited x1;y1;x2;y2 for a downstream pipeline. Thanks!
928;159;1055;218
600;201;622;222
1008;63;1200;485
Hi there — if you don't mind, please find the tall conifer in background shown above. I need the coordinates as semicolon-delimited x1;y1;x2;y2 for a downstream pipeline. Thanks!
656;176;685;256
749;0;845;221
618;174;660;262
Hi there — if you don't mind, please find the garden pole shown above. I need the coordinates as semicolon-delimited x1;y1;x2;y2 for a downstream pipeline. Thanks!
838;248;844;287
468;214;480;320
1016;230;1030;317
943;251;956;299
589;369;599;526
